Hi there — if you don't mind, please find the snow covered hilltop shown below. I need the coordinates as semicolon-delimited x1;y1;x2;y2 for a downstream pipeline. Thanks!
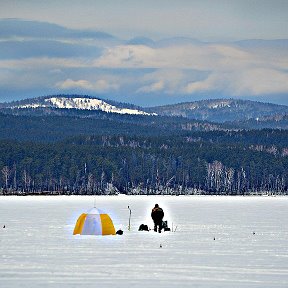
1;95;288;126
6;95;154;116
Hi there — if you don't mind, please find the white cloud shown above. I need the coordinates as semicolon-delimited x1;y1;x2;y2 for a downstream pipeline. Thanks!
136;69;188;94
93;43;261;71
184;75;217;94
137;80;164;93
184;68;288;96
0;57;88;69
57;79;93;90
94;45;156;68
232;68;288;95
56;79;118;92
0;40;288;99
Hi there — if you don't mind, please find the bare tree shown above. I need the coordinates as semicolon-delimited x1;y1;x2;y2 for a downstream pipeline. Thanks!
22;170;31;192
13;163;17;191
87;173;95;194
2;166;10;191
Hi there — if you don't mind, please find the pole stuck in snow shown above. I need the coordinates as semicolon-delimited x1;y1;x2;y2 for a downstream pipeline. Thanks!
128;206;132;231
172;223;177;232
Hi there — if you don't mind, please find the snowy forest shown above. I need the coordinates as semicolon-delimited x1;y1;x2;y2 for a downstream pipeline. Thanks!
1;131;287;195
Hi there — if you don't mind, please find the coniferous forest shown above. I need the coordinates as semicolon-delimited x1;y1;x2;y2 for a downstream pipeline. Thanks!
0;110;287;195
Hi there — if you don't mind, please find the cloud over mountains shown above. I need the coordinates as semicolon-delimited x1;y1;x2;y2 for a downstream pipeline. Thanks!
0;19;288;105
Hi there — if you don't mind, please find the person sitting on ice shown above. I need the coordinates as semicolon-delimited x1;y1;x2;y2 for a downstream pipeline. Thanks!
151;204;164;233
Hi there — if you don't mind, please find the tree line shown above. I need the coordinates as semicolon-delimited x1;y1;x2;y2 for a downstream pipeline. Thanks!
1;134;287;195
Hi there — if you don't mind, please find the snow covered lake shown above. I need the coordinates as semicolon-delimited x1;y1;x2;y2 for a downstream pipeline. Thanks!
0;195;288;288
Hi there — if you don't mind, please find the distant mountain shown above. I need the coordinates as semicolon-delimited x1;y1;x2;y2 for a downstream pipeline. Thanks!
0;95;233;142
147;99;288;123
0;19;120;60
2;96;288;130
230;114;288;130
126;37;156;47
1;95;153;116
156;37;203;47
0;19;116;40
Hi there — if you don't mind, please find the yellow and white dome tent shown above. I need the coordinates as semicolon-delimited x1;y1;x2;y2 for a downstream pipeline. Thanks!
73;207;116;236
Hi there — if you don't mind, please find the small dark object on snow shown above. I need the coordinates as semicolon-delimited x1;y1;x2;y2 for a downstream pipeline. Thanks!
138;224;149;231
160;244;162;248
162;220;171;232
3;225;5;228
253;232;255;235
213;237;216;240
116;229;123;235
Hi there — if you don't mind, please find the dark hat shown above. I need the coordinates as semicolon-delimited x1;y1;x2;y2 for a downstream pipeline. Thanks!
155;204;159;208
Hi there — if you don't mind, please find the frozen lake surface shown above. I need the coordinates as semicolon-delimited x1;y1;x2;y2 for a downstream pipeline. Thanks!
0;195;288;288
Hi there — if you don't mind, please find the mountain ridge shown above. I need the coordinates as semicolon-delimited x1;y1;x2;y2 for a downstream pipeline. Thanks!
147;98;288;123
1;95;288;128
0;94;153;116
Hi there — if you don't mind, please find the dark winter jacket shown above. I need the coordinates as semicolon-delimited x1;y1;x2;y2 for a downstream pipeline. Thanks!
151;207;164;223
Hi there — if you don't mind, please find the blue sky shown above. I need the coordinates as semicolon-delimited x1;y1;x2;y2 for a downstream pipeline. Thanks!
0;0;288;106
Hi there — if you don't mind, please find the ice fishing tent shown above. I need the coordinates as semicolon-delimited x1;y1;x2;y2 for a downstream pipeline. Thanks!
73;207;116;236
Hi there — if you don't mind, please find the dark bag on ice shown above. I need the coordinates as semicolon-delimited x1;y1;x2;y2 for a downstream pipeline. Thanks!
162;220;171;231
138;224;149;231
